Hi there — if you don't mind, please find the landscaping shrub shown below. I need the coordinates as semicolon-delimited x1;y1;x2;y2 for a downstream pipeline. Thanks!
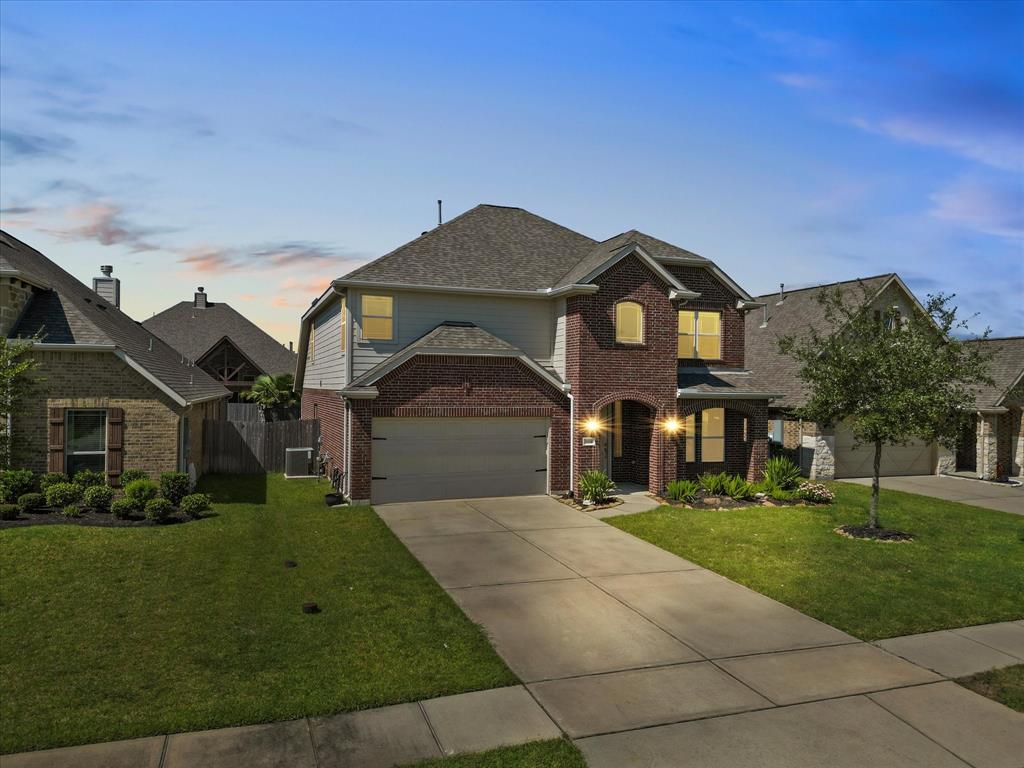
61;504;82;518
769;487;801;502
45;482;82;508
578;470;615;503
39;472;69;491
698;472;730;495
119;469;149;485
722;474;756;501
799;482;835;504
665;479;700;503
0;504;18;521
762;457;802;490
179;493;212;519
83;485;114;512
16;493;44;513
0;469;36;503
124;479;159;507
110;498;137;519
159;472;190;505
144;498;174;522
71;468;106;489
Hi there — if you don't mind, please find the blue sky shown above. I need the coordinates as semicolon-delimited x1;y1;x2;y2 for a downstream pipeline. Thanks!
1;0;1021;342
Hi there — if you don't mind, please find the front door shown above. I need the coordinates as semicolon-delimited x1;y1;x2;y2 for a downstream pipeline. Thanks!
957;417;977;472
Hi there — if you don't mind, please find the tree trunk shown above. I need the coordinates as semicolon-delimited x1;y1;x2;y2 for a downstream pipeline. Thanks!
869;439;882;529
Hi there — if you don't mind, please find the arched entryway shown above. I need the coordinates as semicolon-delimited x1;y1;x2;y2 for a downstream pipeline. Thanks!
597;399;656;486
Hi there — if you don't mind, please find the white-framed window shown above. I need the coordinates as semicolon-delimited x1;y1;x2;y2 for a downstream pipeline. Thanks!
66;409;106;476
362;295;394;341
701;408;725;462
339;296;347;352
615;301;644;344
678;310;722;359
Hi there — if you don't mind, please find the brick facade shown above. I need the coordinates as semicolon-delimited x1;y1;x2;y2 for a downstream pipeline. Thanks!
301;388;345;482
345;355;570;502
565;254;768;492
11;350;223;480
665;265;746;368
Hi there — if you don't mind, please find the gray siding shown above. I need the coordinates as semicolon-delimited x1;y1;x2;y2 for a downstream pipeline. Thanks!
552;297;567;378
304;298;347;389
351;289;555;379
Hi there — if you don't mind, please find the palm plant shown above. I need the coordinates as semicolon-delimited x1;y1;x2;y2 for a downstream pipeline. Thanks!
240;374;299;408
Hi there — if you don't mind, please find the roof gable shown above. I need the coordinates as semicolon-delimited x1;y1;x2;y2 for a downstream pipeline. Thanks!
1;230;228;404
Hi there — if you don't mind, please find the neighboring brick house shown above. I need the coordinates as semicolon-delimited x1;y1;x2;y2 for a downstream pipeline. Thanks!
143;288;297;400
2;231;230;484
744;275;1023;481
294;204;776;504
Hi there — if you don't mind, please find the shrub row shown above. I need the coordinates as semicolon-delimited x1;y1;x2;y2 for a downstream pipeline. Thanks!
661;458;833;505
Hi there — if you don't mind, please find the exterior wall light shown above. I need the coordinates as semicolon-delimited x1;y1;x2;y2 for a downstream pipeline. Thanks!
662;417;681;435
583;417;603;436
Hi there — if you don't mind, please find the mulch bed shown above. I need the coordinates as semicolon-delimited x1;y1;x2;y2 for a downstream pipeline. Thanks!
653;494;811;510
834;524;915;543
557;496;623;512
0;508;200;529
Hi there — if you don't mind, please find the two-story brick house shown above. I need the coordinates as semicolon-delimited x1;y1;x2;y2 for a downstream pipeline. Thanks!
295;205;777;504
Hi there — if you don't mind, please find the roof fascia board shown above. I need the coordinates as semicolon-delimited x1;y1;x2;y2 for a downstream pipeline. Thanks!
112;350;189;406
871;274;945;336
0;268;50;290
334;279;583;300
339;387;379;399
995;367;1024;407
677;388;783;400
29;342;116;351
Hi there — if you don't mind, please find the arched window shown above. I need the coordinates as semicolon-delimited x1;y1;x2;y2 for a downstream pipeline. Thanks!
615;301;644;344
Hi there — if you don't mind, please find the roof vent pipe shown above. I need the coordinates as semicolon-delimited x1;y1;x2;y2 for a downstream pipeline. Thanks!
776;283;785;306
760;304;768;328
438;199;443;226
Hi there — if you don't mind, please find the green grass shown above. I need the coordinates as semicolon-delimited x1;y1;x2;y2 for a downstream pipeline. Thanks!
0;475;516;754
606;482;1024;641
957;664;1024;712
413;740;587;768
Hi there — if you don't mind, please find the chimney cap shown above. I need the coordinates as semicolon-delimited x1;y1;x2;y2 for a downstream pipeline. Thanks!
100;265;113;277
197;286;205;293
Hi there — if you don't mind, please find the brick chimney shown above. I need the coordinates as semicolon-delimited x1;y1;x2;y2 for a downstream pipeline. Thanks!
194;287;208;308
92;265;120;308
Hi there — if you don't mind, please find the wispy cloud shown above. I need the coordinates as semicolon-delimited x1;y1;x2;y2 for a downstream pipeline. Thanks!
774;72;830;91
178;242;358;273
43;202;164;251
930;176;1024;239
0;127;73;160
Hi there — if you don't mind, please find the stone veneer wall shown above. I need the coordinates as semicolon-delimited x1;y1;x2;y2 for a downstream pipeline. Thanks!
1;277;35;337
12;350;186;476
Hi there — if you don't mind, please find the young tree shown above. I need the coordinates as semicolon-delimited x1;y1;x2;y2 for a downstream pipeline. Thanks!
779;286;992;532
240;373;299;409
0;338;40;469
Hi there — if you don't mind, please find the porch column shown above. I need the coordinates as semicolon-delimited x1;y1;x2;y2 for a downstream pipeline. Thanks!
976;414;999;481
649;406;678;494
348;399;373;504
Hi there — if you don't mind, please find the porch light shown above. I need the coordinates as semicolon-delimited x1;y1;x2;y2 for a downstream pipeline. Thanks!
582;417;603;435
661;417;681;435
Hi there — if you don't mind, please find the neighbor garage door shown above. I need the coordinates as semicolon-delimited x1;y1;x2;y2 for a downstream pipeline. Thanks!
834;421;935;478
371;417;549;504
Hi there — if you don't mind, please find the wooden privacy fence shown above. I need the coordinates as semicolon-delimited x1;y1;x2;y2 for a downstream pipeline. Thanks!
203;419;320;474
227;403;301;422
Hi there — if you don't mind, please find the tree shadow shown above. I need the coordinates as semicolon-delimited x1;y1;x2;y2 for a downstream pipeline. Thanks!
198;474;268;505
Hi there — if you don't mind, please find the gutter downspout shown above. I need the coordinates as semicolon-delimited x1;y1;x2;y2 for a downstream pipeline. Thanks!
568;393;575;497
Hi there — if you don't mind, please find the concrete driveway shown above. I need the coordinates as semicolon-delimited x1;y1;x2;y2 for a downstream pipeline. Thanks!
843;474;1024;515
378;495;1024;767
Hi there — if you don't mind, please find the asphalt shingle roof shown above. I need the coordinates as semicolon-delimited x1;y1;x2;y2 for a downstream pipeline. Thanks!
743;274;895;409
348;321;527;388
964;337;1024;408
677;369;782;398
143;299;297;376
554;230;709;289
2;230;229;404
344;205;598;291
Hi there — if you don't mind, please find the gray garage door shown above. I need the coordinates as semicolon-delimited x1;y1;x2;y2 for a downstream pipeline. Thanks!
834;421;935;478
371;417;549;504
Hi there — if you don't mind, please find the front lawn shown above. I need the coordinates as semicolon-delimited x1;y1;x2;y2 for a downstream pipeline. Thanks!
606;482;1024;641
957;664;1024;712
414;739;587;768
0;474;515;754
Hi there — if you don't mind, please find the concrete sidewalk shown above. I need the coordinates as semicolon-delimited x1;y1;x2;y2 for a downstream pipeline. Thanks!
383;495;1024;768
876;621;1024;677
0;685;561;768
842;474;1024;515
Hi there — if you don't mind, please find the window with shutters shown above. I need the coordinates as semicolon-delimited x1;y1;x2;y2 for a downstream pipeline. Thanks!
66;410;106;476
